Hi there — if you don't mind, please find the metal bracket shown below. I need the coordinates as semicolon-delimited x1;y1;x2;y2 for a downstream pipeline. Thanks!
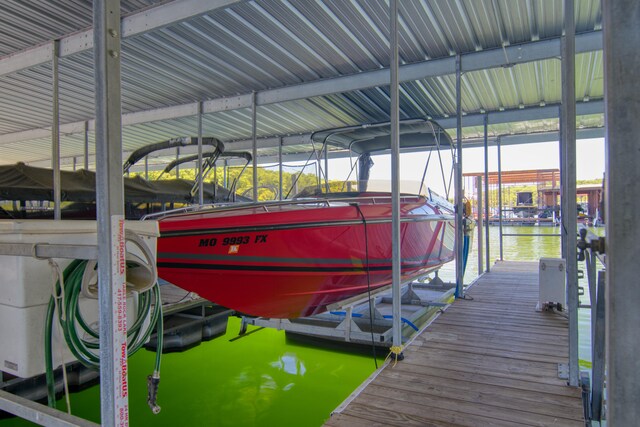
558;363;569;380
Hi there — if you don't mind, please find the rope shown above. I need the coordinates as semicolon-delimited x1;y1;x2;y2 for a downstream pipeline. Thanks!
44;258;163;412
353;203;378;369
385;345;404;367
47;259;71;413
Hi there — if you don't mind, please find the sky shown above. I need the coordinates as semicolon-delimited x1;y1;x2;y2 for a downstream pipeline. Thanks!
315;138;606;197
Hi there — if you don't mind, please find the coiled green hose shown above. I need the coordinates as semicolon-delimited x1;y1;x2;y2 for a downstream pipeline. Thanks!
44;258;163;412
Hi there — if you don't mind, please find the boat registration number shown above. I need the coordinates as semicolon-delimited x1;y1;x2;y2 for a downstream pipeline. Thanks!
198;234;268;247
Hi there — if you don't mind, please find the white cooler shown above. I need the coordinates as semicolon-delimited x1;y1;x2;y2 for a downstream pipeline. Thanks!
0;219;158;378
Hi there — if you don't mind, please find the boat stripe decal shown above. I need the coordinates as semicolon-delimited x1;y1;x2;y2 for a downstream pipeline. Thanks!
157;252;452;265
159;252;365;265
159;216;454;238
156;260;443;273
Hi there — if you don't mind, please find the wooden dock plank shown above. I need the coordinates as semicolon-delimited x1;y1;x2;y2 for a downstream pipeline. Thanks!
329;397;525;427
362;383;583;426
425;323;569;346
387;364;580;398
380;368;583;409
419;328;569;353
414;339;569;364
324;261;584;426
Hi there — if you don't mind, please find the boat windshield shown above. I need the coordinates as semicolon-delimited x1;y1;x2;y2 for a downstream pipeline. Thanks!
292;179;430;198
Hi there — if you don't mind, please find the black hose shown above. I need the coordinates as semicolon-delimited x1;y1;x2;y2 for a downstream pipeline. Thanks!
352;203;378;369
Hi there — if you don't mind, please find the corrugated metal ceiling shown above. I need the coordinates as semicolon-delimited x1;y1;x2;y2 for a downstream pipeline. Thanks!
0;0;167;56
0;0;603;168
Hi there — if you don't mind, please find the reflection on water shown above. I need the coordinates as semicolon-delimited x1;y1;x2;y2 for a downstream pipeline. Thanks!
271;353;306;377
0;318;378;427
221;354;308;426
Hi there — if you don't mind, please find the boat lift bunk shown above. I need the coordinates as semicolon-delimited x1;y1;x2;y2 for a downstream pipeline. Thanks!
241;272;456;348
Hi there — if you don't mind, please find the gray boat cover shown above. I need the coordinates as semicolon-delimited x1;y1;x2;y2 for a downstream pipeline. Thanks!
0;162;244;203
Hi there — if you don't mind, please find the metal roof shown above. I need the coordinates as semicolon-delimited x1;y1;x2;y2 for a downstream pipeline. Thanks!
0;0;603;169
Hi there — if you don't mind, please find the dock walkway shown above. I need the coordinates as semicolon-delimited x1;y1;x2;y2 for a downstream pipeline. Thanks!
325;261;584;426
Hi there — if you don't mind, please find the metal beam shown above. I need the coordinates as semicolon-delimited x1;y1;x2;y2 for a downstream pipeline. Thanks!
30;124;604;173
455;55;464;298
0;243;97;260
463;126;604;148
0;389;99;427
52;40;61;220
84;121;90;170
251;92;258;201
437;100;604;129
0;99;604;150
483;115;490;272
497;137;503;261
0;16;600;80
561;0;579;388
226;105;603;150
0;31;603;147
278;137;283;201
476;175;483;275
197;101;204;205
604;0;640;423
94;0;127;425
0;0;245;77
390;0;402;353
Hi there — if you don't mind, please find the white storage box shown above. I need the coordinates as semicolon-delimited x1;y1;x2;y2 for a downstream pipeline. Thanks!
538;257;566;310
0;296;139;378
0;219;158;378
0;220;158;307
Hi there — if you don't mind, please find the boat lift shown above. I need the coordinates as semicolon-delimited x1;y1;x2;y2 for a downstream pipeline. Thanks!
241;272;456;348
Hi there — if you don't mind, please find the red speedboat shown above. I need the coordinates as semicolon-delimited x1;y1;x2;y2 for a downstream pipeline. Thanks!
155;119;456;318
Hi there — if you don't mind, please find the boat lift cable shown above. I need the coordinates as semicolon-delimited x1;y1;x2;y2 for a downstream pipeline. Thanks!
283;148;320;199
418;148;434;197
340;156;359;192
352;203;378;369
44;259;163;414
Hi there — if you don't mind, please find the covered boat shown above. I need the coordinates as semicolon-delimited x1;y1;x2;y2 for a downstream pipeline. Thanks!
0;137;249;219
155;119;456;318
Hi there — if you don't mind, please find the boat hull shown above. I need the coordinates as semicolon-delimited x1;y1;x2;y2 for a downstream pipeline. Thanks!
156;196;455;318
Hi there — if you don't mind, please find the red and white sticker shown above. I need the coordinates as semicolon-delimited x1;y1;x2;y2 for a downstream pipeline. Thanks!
111;215;129;426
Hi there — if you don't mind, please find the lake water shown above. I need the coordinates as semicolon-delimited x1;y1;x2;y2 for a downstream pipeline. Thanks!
0;225;599;426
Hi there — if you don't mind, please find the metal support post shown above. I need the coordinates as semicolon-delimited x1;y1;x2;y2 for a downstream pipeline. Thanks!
561;0;579;387
389;0;403;356
52;40;61;220
144;156;148;180
175;147;180;178
497;137;503;261
603;0;640;423
0;389;99;427
278;137;283;201
251;91;258;201
585;250;597;339
324;148;330;193
84;121;90;170
94;0;128;425
591;270;605;421
455;54;464;298
197;101;204;206
223;160;228;190
476;176;483;275
483;115;490;271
